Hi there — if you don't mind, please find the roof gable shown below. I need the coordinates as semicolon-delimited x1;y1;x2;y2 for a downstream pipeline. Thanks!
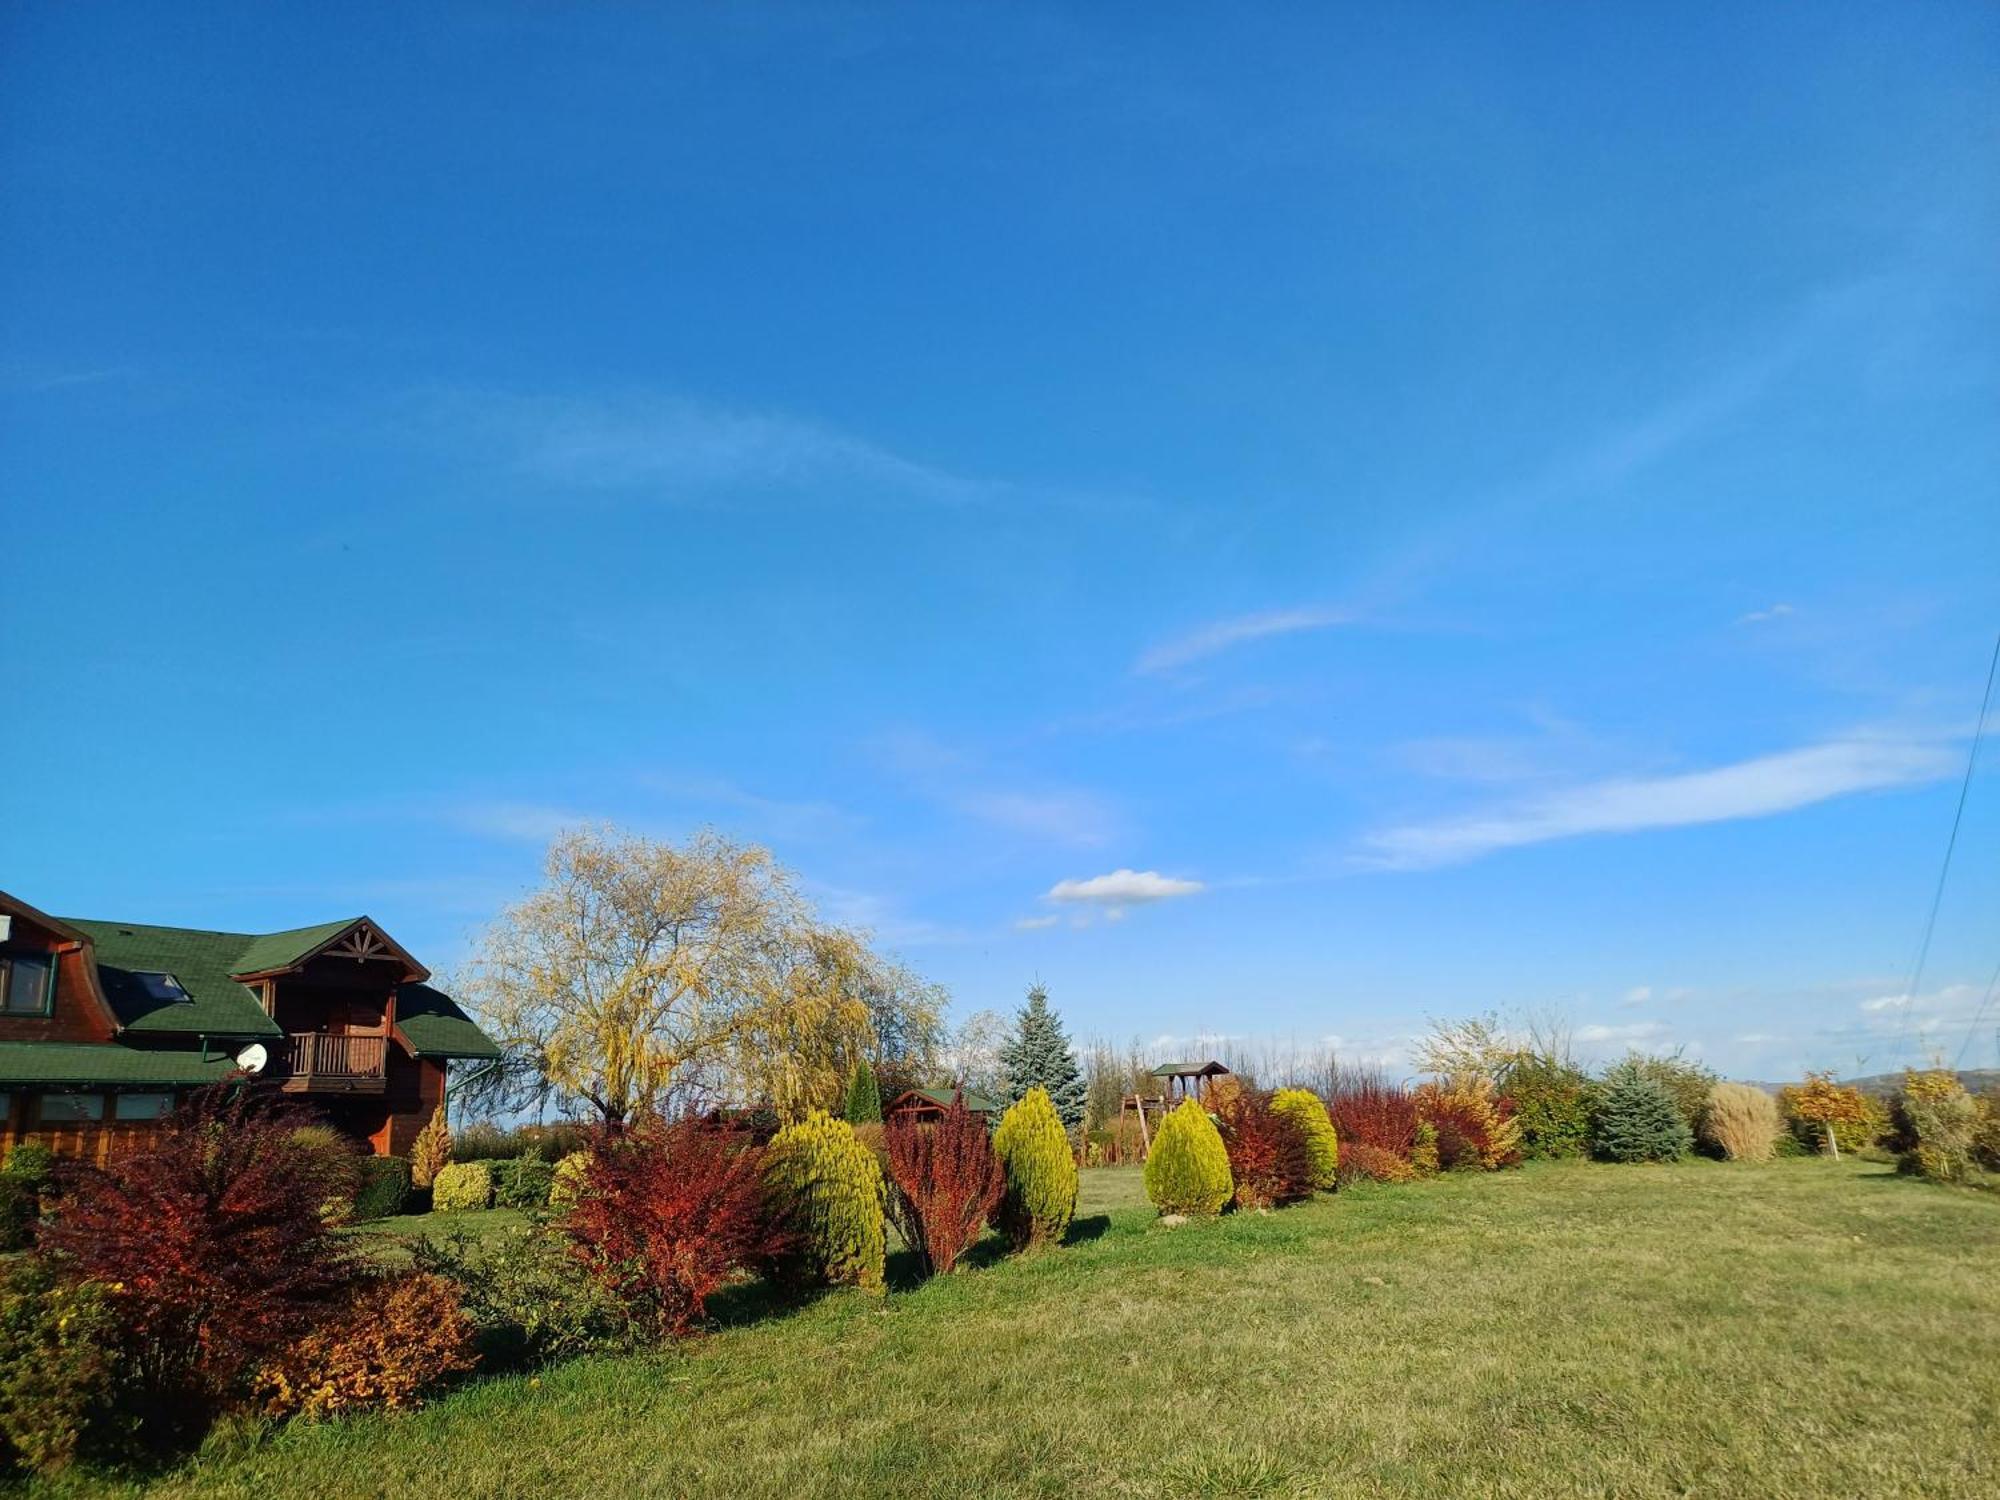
394;983;501;1060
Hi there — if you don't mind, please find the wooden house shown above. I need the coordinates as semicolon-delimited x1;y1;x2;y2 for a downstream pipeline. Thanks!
0;888;499;1163
883;1086;1006;1125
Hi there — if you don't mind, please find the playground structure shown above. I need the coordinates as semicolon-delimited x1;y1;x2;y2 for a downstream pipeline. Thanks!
1118;1060;1232;1159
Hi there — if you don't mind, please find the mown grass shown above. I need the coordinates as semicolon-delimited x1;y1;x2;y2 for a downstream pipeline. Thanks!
60;1159;2000;1499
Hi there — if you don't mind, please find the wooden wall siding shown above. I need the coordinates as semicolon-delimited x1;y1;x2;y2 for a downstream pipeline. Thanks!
0;942;115;1045
1;1109;165;1167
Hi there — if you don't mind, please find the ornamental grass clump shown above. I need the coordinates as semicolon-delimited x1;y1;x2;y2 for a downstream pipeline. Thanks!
762;1110;886;1293
993;1086;1079;1250
1592;1072;1692;1163
883;1094;1004;1276
1700;1082;1782;1162
561;1120;789;1336
1143;1097;1232;1217
1215;1090;1315;1210
1270;1087;1339;1191
1896;1069;1978;1184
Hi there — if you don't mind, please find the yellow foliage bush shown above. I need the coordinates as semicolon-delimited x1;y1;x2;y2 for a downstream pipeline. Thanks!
431;1161;493;1213
993;1086;1079;1250
1143;1098;1232;1216
1270;1089;1339;1191
258;1274;477;1420
762;1110;886;1292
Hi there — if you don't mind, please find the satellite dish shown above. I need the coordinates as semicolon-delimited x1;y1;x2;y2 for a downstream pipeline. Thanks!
235;1043;269;1075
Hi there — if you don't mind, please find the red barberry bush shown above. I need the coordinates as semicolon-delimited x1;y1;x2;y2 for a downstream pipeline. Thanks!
883;1094;1004;1276
37;1084;360;1444
559;1119;788;1338
1325;1074;1419;1162
1215;1090;1316;1210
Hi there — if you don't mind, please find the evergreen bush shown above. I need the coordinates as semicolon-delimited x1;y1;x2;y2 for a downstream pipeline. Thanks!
1270;1088;1339;1191
842;1061;882;1125
1603;1052;1716;1135
1592;1074;1692;1162
999;986;1087;1128
493;1156;555;1209
992;1086;1079;1250
761;1111;886;1292
410;1106;452;1190
431;1161;494;1213
351;1157;411;1222
1143;1098;1233;1217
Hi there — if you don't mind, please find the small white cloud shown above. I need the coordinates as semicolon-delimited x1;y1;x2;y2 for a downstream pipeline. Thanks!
1621;986;1654;1007
1735;1033;1786;1045
1136;606;1352;676
1738;603;1796;625
1046;869;1205;906
1013;914;1061;931
1859;993;1910;1014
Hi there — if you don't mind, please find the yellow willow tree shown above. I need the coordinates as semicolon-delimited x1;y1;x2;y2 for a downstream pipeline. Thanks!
458;826;941;1126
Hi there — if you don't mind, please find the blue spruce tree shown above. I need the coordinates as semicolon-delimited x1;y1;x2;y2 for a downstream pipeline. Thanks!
999;983;1087;1128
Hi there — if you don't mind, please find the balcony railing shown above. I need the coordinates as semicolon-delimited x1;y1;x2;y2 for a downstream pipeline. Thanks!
281;1033;388;1092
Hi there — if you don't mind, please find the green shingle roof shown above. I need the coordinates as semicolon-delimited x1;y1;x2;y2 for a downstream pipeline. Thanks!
395;983;502;1060
897;1086;1005;1114
66;919;285;1038
0;1040;248;1086
229;919;363;976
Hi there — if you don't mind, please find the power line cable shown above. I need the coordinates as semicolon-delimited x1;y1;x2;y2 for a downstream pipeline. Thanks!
1895;629;1999;1065
1951;953;2000;1072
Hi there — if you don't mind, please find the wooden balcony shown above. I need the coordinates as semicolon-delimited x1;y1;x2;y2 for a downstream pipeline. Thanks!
278;1032;388;1094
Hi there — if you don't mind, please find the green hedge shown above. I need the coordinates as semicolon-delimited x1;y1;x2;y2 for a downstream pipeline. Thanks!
492;1157;555;1209
351;1156;412;1222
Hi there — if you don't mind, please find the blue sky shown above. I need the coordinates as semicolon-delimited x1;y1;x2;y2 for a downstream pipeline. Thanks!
4;2;1997;1081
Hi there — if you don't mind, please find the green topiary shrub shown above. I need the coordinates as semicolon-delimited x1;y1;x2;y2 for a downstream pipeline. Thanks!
548;1150;591;1211
493;1156;556;1209
842;1060;882;1125
1143;1098;1233;1217
1270;1089;1339;1191
431;1161;494;1213
761;1110;886;1292
992;1085;1079;1250
1593;1074;1692;1162
351;1156;411;1222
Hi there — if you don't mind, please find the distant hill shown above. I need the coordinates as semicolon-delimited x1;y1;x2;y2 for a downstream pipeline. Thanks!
1737;1070;1999;1097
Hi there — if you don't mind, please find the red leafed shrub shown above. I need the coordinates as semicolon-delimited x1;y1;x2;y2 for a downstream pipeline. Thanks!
1414;1077;1523;1171
1325;1075;1418;1159
883;1095;1004;1276
1214;1090;1316;1210
38;1083;359;1443
257;1273;477;1420
558;1120;789;1338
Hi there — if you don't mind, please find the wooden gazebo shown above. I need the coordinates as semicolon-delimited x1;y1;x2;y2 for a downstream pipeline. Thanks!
884;1086;1005;1125
1119;1059;1232;1158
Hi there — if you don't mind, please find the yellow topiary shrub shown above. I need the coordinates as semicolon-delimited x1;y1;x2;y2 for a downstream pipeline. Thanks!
992;1086;1079;1251
548;1149;591;1211
1701;1082;1781;1162
1143;1098;1232;1217
430;1160;493;1213
762;1110;886;1292
1271;1088;1339;1191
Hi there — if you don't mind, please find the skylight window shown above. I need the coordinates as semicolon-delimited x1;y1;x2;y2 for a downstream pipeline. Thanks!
133;972;190;1003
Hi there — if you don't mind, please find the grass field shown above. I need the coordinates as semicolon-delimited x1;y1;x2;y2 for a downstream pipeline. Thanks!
67;1158;2000;1499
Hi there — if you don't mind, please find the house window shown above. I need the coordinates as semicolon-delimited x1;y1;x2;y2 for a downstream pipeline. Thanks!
0;953;54;1015
113;1092;174;1121
38;1093;105;1123
132;972;190;1004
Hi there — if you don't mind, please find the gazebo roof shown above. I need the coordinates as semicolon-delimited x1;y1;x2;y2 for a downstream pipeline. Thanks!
1150;1060;1231;1079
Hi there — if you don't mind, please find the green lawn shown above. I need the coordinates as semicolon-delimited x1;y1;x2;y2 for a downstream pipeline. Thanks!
83;1160;2000;1498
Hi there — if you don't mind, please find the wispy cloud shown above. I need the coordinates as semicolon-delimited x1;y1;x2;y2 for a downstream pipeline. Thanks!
1013;914;1061;931
1135;606;1353;676
1361;733;1957;870
411;388;985;503
871;730;1120;848
1738;603;1797;625
1620;986;1654;1007
637;772;859;843
441;802;596;843
1574;1020;1671;1046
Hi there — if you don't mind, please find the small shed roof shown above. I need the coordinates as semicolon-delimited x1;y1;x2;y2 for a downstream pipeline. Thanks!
1150;1060;1231;1079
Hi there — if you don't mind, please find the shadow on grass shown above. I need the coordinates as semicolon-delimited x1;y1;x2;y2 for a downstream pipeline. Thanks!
1064;1213;1111;1245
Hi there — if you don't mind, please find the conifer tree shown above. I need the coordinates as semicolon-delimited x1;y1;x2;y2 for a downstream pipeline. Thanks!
842;1059;882;1125
998;984;1087;1128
